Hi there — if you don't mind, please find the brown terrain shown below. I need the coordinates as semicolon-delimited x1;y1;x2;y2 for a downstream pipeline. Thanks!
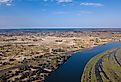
0;29;121;82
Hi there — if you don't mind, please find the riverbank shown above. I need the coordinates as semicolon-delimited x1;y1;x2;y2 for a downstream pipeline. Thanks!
45;42;121;82
81;47;121;82
0;45;80;82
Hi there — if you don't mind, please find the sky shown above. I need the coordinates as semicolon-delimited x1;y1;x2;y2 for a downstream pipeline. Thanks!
0;0;121;28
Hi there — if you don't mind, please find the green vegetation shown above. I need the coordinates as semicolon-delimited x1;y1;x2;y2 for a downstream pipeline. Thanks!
0;43;72;82
81;47;121;82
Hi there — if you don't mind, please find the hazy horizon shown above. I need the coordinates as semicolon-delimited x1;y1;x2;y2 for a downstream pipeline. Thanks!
0;27;121;30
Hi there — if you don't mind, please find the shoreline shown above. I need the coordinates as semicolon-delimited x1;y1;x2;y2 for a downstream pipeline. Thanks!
81;47;121;82
44;49;83;81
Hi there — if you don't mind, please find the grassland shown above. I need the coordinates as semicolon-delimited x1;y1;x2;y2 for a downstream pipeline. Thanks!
81;47;121;82
0;43;73;82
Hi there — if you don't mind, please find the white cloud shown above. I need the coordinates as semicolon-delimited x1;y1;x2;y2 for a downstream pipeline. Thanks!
80;2;104;7
0;0;12;6
6;3;11;6
0;0;10;3
0;0;73;6
0;0;12;3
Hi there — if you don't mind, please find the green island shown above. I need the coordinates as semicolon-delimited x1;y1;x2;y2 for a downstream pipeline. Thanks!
81;47;121;82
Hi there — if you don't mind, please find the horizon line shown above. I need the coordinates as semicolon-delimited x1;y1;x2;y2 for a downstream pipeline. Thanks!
0;27;121;29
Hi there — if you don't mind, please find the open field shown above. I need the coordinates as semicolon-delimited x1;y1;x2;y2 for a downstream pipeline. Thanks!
81;47;121;82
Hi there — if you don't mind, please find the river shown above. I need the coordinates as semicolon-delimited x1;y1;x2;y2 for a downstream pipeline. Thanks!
45;42;121;82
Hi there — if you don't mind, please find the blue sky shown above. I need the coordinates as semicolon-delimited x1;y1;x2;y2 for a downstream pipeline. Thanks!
0;0;121;28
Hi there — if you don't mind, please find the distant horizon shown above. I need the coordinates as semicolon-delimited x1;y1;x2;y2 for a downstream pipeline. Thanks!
0;27;121;30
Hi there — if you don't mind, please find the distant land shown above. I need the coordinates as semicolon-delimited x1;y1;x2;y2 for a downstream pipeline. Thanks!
1;28;121;33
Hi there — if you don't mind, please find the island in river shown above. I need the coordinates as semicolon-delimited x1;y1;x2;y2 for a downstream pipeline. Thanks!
81;47;121;82
0;28;121;82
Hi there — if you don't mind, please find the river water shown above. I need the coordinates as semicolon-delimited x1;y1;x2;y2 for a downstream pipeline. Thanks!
45;42;121;82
